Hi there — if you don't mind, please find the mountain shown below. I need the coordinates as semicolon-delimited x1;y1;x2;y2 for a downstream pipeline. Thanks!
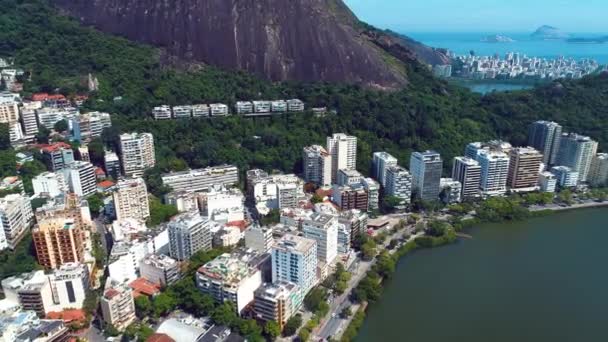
50;0;449;89
531;25;569;40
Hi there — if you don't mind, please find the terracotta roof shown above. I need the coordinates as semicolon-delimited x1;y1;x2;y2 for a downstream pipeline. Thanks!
95;167;106;175
31;93;50;101
147;334;176;342
129;277;161;297
226;220;248;232
104;288;120;299
40;142;72;153
46;309;86;323
98;180;115;189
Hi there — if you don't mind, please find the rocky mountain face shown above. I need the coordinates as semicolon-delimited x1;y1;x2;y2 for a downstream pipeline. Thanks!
51;0;449;89
531;25;569;40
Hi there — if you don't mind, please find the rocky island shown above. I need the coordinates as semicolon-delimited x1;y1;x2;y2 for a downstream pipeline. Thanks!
481;34;515;43
531;25;569;40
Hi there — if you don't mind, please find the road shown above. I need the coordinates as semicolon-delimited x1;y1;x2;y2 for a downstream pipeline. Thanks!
314;220;419;341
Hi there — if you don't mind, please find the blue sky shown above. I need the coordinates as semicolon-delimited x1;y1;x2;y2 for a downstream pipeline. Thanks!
344;0;607;33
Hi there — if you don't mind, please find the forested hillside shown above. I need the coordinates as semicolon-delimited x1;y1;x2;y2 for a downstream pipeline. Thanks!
1;0;607;179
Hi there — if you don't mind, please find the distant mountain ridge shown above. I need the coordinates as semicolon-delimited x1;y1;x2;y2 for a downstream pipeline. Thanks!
51;0;450;89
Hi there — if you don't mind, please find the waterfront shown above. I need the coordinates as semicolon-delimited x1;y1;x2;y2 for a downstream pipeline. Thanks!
356;208;608;342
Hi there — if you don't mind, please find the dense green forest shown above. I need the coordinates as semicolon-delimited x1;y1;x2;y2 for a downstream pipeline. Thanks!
1;0;607;180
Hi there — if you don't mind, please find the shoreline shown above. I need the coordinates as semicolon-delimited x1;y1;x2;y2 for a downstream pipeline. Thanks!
342;200;608;341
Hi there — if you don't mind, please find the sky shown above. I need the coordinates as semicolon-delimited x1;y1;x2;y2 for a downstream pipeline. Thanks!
344;0;607;33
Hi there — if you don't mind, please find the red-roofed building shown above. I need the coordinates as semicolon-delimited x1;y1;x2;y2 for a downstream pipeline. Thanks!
95;167;107;180
97;180;115;192
147;334;176;342
47;309;87;324
129;277;161;298
32;93;50;101
31;93;69;108
226;220;248;232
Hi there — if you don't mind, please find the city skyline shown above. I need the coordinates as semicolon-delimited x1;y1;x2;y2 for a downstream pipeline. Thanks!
344;0;607;33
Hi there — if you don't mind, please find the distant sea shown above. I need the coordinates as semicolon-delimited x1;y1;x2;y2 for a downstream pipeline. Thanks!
406;32;608;64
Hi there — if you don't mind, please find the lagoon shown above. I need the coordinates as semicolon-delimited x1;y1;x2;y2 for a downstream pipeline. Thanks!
356;208;608;342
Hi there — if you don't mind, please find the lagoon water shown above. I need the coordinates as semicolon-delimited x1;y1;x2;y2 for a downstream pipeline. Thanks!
356;208;608;342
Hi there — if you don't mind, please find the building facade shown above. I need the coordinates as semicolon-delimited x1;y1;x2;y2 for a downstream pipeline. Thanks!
271;235;318;294
507;147;543;192
556;133;598;182
119;132;156;177
372;152;398;188
477;151;510;197
100;280;136;331
302;145;332;187
168;212;212;261
113;178;150;221
528;120;562;166
161;165;239;193
62;161;96;197
139;254;181;287
0;194;34;250
410;151;443;202
588;153;608;187
253;281;303;329
302;214;339;265
32;217;85;270
451;156;481;200
384;165;412;204
326;134;357;183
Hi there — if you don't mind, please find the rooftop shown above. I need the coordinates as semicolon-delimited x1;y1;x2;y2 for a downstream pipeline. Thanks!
129;278;161;298
273;234;316;254
197;253;258;285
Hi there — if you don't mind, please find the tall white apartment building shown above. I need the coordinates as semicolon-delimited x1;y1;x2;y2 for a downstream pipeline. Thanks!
152;105;172;120
168;212;212;261
452;157;482;200
362;177;380;211
244;225;273;253
36;107;74;130
196;253;263;314
104;150;121;177
477;151;510;197
440;178;462;204
384;165;412;204
556;133;598;182
372;152;398;188
0;194;34;250
528;120;562;166
0;101;22;143
303;145;332;187
113;178;150;221
162;165;238;192
32;172;68;198
551;166;579;188
539;171;557;193
62;161;96;197
326;133;357;183
302;214;339;265
119;132;156;177
200;186;245;223
100;279;136;331
589;153;608;187
271;235;318;294
410;151;443;202
20;108;39;137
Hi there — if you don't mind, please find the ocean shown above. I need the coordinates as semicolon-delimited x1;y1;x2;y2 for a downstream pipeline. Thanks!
406;32;608;64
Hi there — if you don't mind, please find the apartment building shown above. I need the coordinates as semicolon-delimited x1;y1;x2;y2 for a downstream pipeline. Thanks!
32;172;68;198
528;120;562;166
119;132;156;177
271;235;318;293
451;156;482;200
384;165;412;204
372;152;398;188
477;150;510;197
62;161;97;197
139;254;181;287
302;145;332;187
32;216;85;270
161;165;239;192
0;193;34;250
100;280;136;331
409;151;443;201
302;214;339;265
254;281;303;329
507;147;543;192
327;133;357;183
153;105;172;120
168;212;212;261
556;133;598;182
113;178;150;221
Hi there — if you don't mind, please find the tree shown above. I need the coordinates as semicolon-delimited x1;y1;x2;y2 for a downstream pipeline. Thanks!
54;119;69;133
148;196;178;226
340;307;352;318
260;209;281;226
311;193;324;204
382;195;403;213
87;193;105;217
264;321;281;340
304;287;327;312
361;238;377;261
211;303;238;326
0;123;10;149
19;160;46;194
134;296;152;318
298;328;311;342
283;315;302;336
35;126;51;144
152;293;177;317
